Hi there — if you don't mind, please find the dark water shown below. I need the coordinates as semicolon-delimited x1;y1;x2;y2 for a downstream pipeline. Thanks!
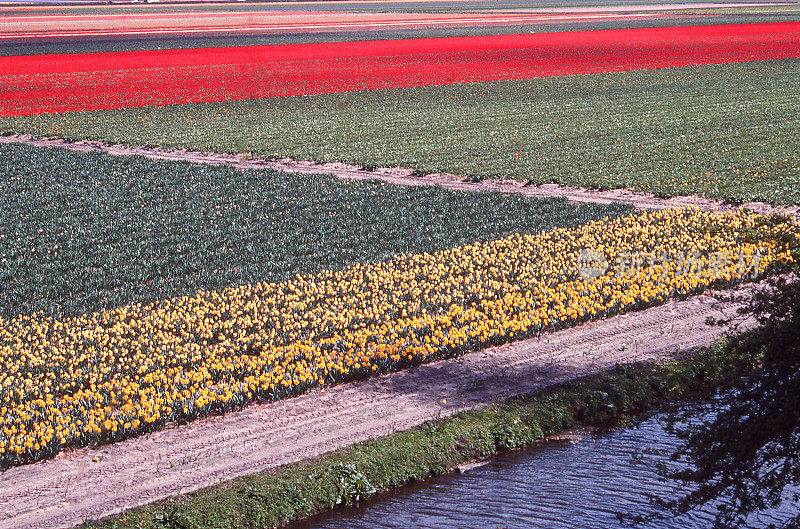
295;412;798;529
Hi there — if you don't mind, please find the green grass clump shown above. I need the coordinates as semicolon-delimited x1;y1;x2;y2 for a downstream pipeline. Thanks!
0;142;632;319
4;60;799;204
76;342;759;529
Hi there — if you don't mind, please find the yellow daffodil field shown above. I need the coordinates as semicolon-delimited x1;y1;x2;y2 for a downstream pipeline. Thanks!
1;204;797;468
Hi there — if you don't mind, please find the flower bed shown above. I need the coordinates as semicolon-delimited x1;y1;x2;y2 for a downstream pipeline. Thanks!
0;207;796;468
1;22;798;116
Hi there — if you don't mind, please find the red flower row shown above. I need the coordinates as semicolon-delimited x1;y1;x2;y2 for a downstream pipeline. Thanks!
2;22;799;117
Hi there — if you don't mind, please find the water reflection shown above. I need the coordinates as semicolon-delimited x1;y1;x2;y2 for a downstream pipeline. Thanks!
293;412;797;529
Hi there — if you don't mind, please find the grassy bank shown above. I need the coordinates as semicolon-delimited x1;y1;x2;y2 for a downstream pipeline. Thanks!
77;338;761;529
4;60;799;204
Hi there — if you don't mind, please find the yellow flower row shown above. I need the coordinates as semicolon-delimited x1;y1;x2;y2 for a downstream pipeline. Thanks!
0;208;796;467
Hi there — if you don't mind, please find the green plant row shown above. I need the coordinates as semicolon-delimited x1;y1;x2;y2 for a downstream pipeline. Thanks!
3;60;799;204
77;339;762;529
0;142;632;320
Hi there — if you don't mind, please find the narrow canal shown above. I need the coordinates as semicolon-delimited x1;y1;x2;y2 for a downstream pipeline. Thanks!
293;409;797;528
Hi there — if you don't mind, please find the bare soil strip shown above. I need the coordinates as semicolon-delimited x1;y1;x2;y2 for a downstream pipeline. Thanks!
4;3;790;39
0;286;754;529
2;134;798;218
0;12;667;40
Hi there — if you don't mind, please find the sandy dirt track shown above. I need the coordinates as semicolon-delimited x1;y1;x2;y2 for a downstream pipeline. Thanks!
0;286;755;529
2;134;797;218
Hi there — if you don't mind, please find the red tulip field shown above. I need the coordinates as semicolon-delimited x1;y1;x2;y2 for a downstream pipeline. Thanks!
2;22;799;117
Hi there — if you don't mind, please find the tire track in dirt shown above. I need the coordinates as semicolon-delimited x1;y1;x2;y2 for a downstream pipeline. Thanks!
0;285;756;529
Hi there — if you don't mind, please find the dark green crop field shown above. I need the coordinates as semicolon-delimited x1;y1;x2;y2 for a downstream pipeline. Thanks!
0;143;632;320
4;60;799;205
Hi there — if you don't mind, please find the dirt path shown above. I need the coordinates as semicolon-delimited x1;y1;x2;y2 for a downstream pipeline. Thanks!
0;286;755;529
2;134;798;218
